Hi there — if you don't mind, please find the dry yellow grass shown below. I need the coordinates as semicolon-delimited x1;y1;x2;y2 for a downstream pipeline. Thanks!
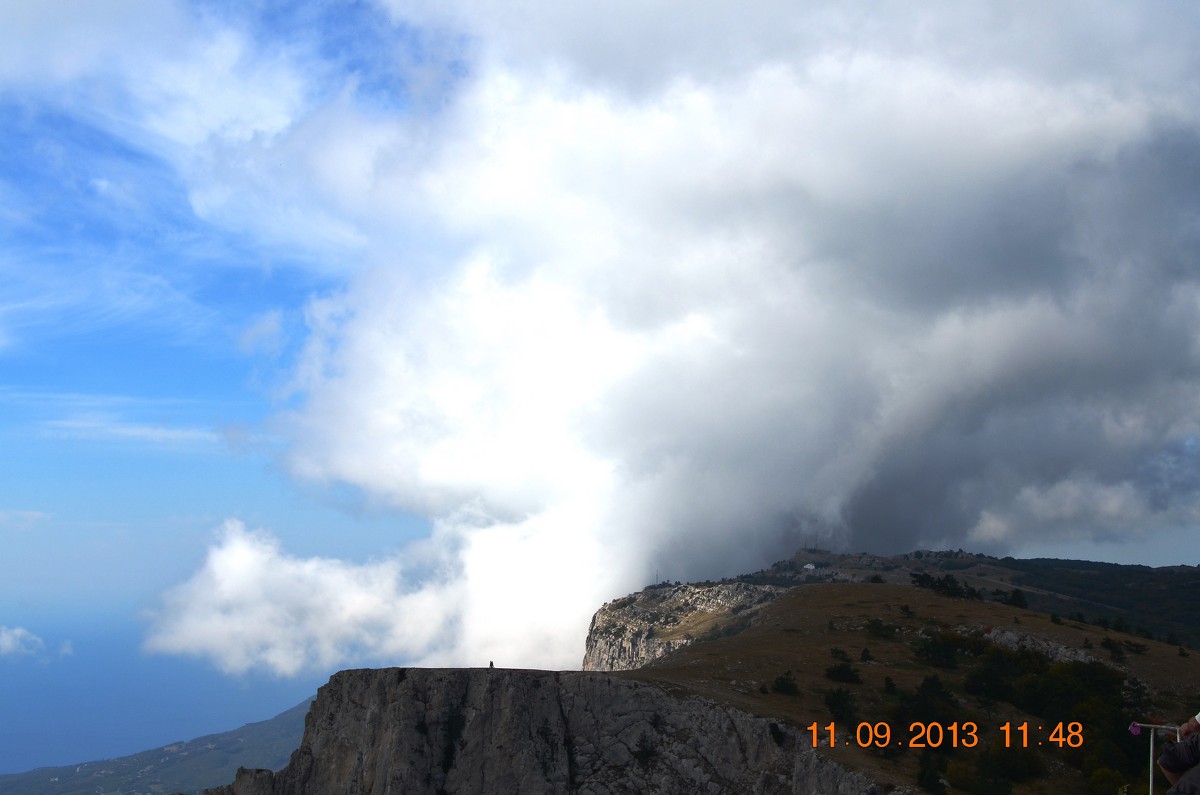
615;582;1197;793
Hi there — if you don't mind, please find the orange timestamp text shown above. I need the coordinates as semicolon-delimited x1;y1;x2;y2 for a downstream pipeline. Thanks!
806;720;1084;749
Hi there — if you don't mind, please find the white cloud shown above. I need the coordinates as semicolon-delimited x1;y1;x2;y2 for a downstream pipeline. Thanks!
0;509;49;531
42;414;218;446
146;3;1200;675
146;520;435;675
135;27;305;148
374;0;1200;108
970;476;1200;548
145;518;615;674
238;309;285;356
0;626;44;656
281;35;1186;538
0;1;306;147
284;254;640;519
0;0;188;86
0;0;343;263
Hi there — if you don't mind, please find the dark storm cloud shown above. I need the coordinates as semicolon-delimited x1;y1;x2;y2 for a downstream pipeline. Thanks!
835;123;1200;552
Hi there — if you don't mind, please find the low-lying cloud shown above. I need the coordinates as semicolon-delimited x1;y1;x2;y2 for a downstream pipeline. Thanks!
145;2;1200;674
147;514;624;674
146;520;455;675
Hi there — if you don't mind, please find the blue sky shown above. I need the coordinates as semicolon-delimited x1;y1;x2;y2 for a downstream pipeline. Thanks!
4;0;1200;774
0;0;439;770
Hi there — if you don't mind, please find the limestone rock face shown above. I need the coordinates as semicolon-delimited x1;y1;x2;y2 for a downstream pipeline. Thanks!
582;582;784;672
983;627;1099;665
201;667;899;795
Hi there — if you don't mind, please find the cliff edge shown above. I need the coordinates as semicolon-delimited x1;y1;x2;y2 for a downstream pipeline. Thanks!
202;666;894;795
582;582;783;671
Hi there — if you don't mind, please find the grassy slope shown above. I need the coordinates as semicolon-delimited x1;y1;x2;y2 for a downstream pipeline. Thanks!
618;582;1196;794
754;549;1200;648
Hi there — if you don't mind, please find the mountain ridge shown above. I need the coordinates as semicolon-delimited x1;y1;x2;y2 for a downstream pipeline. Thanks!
0;699;311;795
9;548;1197;794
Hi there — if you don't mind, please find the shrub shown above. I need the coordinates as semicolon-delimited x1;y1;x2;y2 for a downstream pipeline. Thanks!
1086;768;1125;795
867;618;897;639
910;572;980;600
916;750;946;794
915;632;959;669
771;670;799;695
943;761;977;792
825;662;862;683
824;688;856;722
890;675;961;729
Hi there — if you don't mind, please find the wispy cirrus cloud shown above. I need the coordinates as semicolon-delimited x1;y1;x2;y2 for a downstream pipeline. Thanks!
0;1;345;356
0;509;49;531
0;389;225;449
237;309;285;357
41;414;219;446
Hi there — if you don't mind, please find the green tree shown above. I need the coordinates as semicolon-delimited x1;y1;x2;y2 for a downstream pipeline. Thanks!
825;662;862;683
825;688;856;722
771;670;799;695
916;750;946;793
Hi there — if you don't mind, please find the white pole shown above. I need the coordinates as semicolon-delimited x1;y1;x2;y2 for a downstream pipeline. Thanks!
1128;722;1182;795
1149;731;1155;795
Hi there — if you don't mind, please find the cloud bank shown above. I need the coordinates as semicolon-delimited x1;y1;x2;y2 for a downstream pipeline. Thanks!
145;520;454;675
117;1;1200;673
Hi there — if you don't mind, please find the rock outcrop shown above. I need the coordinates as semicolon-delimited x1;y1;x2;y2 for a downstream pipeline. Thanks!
202;667;901;795
582;582;783;671
982;627;1099;665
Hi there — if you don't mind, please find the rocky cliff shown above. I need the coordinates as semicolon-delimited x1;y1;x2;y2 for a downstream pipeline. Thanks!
581;582;783;671
202;667;898;795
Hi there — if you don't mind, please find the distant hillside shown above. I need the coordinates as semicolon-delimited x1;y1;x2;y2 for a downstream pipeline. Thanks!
720;548;1200;649
998;556;1200;641
0;699;310;795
